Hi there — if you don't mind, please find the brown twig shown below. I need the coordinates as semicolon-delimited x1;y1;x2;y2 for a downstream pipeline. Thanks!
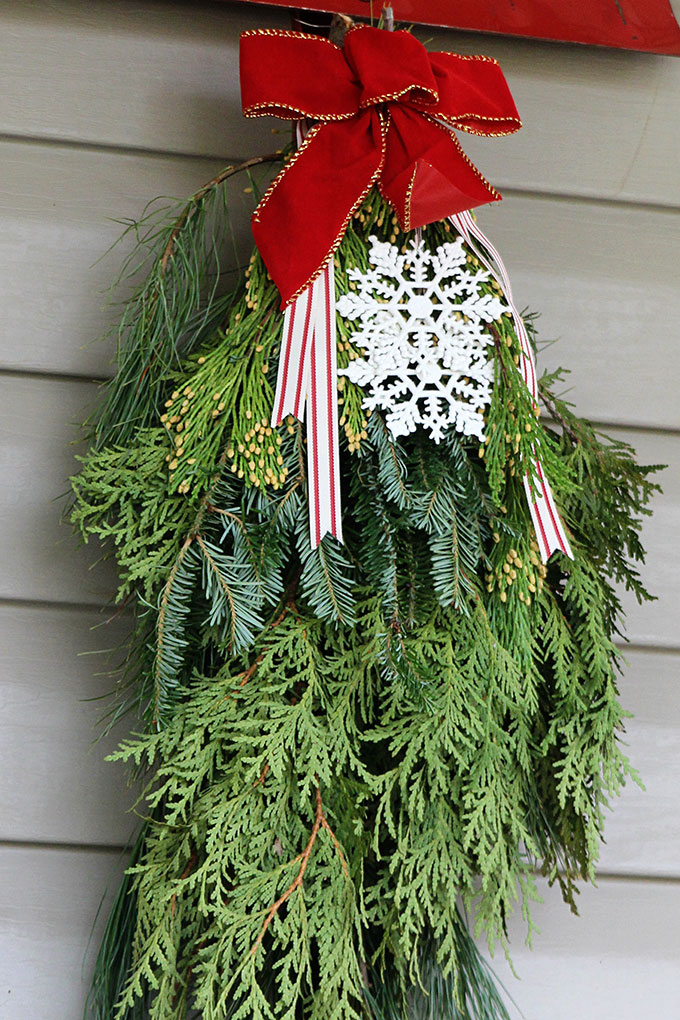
250;783;349;955
159;153;284;274
537;384;581;444
251;786;324;955
238;654;264;689
271;567;303;628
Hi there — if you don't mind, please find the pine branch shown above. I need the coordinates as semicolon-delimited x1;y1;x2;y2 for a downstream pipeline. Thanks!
159;155;282;274
92;153;285;451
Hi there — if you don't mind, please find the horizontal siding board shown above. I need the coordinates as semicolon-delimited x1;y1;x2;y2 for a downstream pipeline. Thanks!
475;195;680;431
0;604;134;846
597;650;680;877
432;32;680;208
0;374;116;605
1;139;678;433
0;141;261;377
1;2;680;208
0;0;286;159
481;877;680;1019
0;845;125;1020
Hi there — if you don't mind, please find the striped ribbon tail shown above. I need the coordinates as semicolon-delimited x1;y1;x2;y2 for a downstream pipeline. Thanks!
271;258;342;548
450;209;573;563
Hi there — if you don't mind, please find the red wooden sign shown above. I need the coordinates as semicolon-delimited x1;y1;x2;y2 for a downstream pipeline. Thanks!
234;0;680;55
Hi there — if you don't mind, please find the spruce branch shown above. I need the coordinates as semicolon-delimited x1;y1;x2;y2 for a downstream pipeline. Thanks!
194;534;238;643
153;532;196;728
151;450;232;727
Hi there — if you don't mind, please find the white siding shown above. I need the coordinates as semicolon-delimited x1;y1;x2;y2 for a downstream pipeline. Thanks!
0;1;677;1015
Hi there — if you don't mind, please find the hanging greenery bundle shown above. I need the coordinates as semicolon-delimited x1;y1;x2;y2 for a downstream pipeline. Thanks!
71;21;660;1020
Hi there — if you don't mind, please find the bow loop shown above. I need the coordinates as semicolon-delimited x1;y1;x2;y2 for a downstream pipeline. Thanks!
427;53;522;135
343;27;439;110
240;30;360;121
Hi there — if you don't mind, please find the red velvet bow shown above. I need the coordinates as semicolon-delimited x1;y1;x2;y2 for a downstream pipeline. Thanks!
240;26;521;306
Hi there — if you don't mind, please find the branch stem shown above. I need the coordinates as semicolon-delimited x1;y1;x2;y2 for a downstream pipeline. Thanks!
160;154;283;274
251;783;349;955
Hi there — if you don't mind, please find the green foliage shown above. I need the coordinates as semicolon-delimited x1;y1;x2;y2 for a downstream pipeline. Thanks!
106;599;536;1019
71;430;201;604
365;926;515;1020
72;178;661;1020
91;155;284;453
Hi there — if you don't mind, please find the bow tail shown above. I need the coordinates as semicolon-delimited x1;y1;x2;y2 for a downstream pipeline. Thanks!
307;260;343;547
272;259;342;549
451;209;573;563
381;107;501;230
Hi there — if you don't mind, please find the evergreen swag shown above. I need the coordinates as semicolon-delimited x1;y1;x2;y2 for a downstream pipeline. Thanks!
71;155;661;1020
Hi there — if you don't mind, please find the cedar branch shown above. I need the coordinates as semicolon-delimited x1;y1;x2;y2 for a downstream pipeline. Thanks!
251;785;324;955
170;850;199;917
250;783;349;955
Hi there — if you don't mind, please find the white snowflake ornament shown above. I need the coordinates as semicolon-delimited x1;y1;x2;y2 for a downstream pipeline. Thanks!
337;234;507;443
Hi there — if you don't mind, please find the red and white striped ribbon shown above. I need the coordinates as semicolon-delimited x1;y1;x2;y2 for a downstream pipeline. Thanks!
271;258;343;548
450;209;573;563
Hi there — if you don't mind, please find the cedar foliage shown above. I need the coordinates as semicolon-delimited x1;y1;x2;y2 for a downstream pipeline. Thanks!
72;175;660;1020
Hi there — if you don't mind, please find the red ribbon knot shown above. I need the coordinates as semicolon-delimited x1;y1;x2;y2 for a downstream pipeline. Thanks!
240;26;521;305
